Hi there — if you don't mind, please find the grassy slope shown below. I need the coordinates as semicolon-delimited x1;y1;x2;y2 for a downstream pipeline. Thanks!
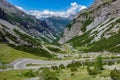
0;70;29;80
59;68;110;80
0;44;47;64
0;67;111;80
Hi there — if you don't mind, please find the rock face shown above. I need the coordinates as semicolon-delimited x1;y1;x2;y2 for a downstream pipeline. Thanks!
0;0;58;43
59;0;120;44
94;0;102;2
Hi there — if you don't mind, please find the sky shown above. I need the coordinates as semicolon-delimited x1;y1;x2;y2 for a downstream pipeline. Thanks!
7;0;94;18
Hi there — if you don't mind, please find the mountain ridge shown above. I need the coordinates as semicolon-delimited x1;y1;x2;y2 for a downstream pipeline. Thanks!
59;0;120;53
0;0;60;43
42;16;71;35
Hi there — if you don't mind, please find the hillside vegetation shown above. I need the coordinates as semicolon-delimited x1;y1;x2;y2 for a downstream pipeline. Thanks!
59;0;120;53
0;44;47;64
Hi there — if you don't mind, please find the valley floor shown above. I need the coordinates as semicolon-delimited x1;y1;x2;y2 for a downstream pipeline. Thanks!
0;44;120;80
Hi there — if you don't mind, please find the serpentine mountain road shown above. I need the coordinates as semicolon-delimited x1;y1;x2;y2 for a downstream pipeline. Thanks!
9;58;120;70
9;58;94;70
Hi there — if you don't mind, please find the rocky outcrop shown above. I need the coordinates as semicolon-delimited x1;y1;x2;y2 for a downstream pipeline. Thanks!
59;0;120;44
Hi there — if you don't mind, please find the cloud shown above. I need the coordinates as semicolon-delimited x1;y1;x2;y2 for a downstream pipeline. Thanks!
28;2;86;18
16;6;25;11
15;2;86;18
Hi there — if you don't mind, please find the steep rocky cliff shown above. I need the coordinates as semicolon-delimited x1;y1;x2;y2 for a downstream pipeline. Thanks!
59;0;120;52
0;0;58;44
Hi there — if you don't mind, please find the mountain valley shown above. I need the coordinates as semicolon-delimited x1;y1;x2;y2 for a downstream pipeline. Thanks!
0;0;120;80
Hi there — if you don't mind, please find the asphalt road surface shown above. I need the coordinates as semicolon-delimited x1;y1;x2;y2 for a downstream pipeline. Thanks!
9;58;120;70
